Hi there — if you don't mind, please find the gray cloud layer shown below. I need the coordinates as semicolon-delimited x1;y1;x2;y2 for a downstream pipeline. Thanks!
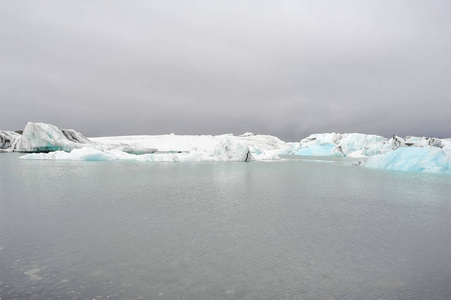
1;0;450;141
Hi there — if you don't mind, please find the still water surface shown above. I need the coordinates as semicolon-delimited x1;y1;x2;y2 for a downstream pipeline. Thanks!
1;153;451;299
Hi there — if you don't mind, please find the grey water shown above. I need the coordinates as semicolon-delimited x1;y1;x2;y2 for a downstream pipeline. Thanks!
1;153;451;300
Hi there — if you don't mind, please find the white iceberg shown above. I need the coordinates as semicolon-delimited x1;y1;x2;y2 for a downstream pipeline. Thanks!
17;122;92;152
1;122;158;154
21;137;254;162
91;132;286;154
3;122;282;162
89;132;286;161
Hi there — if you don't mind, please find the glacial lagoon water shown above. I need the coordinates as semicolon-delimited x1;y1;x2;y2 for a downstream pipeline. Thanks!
1;153;451;299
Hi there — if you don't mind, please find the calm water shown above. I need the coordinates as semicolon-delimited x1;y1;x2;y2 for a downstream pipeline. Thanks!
1;153;451;299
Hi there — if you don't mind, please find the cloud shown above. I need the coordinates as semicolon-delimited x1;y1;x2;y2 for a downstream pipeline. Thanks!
1;0;450;141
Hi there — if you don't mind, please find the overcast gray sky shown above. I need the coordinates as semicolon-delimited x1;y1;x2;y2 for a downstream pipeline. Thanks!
1;0;450;141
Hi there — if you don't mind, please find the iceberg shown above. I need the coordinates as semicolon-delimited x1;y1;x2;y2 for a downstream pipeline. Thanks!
288;132;451;173
1;122;158;155
251;150;281;161
90;132;286;155
3;121;451;172
283;132;447;159
0;130;21;152
294;133;388;157
3;122;281;162
237;133;287;154
89;132;286;161
17;122;92;152
364;147;451;173
21;137;253;162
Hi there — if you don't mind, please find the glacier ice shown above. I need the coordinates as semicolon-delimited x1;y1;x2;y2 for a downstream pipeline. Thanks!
284;132;451;173
251;150;281;161
3;122;451;172
4;122;283;162
89;132;286;161
91;133;286;155
18;122;92;152
294;143;339;156
0;130;21;152
21;138;254;162
1;122;158;155
282;133;388;157
281;132;447;159
364;147;451;173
